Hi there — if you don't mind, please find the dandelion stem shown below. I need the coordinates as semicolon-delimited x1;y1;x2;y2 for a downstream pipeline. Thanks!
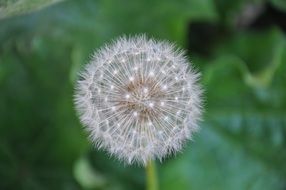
145;160;159;190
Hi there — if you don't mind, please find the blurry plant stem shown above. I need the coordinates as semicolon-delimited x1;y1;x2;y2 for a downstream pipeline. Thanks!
145;160;159;190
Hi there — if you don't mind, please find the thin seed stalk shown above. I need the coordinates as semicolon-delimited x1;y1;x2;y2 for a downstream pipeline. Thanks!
145;160;159;190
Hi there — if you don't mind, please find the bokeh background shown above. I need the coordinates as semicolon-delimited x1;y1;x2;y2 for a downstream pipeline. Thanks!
1;0;286;189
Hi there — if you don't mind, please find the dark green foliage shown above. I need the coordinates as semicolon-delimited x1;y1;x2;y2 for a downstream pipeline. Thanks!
0;0;285;189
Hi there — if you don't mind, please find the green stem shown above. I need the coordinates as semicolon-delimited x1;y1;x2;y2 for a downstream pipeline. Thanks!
145;160;159;190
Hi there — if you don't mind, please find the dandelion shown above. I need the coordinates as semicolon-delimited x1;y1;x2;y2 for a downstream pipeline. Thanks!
74;35;203;165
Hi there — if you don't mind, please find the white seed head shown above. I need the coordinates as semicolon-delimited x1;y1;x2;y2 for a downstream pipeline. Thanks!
74;35;203;166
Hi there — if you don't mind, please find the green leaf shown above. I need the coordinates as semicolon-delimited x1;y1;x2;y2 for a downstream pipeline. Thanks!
0;0;65;19
93;0;218;45
161;28;286;190
74;156;106;189
270;0;286;12
213;28;285;88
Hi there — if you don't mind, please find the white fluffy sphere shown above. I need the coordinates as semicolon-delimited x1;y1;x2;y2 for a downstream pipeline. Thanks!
74;35;203;165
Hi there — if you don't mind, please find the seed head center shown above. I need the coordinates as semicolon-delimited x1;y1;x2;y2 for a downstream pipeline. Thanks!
122;78;162;119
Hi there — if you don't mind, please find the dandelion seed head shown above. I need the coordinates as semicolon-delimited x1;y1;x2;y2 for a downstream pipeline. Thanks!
74;35;203;165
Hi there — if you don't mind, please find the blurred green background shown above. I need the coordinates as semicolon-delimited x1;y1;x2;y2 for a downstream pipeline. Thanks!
0;0;286;189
